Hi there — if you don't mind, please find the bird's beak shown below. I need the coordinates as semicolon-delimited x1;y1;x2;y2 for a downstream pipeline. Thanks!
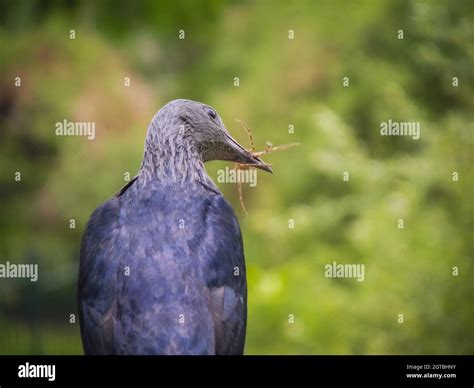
224;133;273;174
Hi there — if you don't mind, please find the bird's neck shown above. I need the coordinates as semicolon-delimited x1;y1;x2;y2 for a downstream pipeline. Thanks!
138;135;216;189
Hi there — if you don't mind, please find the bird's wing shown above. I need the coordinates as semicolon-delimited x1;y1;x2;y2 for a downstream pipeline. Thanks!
201;194;247;355
78;183;246;355
78;198;122;355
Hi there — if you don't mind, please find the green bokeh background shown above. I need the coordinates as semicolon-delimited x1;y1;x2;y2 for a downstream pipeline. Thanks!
0;0;472;354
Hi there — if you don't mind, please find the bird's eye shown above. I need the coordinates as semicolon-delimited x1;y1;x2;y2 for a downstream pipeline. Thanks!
207;108;217;120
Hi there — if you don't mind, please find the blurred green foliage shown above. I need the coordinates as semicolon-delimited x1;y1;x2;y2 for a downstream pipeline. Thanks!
0;0;472;354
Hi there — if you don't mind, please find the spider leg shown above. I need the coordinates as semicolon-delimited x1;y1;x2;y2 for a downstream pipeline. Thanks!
234;163;248;215
236;119;255;153
252;142;300;157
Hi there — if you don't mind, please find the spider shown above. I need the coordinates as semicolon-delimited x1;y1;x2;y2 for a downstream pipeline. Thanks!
233;119;299;214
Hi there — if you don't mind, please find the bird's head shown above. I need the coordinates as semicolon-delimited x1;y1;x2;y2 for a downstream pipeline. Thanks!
146;99;272;173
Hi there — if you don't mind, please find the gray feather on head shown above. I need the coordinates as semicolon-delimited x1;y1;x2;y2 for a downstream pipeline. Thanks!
139;99;271;184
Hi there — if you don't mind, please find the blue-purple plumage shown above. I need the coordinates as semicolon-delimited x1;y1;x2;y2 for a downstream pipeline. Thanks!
78;179;246;354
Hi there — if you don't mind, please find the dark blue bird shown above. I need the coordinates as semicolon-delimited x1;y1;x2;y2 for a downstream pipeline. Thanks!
78;99;272;355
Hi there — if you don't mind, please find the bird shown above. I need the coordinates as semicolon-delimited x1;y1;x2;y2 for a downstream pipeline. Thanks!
77;99;272;355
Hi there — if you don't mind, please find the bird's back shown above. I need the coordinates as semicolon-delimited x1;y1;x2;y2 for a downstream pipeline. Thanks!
78;178;247;355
